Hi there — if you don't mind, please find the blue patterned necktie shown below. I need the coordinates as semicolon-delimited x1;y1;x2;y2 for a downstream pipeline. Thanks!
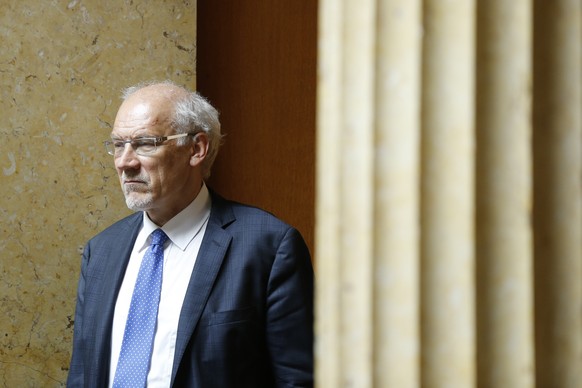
113;229;168;388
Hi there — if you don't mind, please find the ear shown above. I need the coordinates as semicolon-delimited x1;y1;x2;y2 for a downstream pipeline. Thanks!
190;133;209;167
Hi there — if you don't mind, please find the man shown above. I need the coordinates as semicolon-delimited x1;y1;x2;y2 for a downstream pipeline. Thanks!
67;81;314;387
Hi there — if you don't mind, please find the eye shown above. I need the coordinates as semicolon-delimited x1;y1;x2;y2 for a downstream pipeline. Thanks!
134;138;155;146
133;138;157;152
113;140;126;149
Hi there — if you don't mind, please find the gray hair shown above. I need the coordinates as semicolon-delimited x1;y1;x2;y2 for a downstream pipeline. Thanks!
121;80;223;179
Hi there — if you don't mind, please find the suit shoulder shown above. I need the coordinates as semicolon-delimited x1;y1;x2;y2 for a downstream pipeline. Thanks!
223;198;291;230
233;201;286;222
211;195;311;261
88;212;142;243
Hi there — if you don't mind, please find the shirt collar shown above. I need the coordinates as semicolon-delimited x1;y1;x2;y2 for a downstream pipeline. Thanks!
139;183;212;252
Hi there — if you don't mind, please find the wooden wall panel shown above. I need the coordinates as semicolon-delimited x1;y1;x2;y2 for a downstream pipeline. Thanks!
197;0;317;253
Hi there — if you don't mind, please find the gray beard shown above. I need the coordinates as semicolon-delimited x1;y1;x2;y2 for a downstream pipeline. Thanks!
124;190;153;212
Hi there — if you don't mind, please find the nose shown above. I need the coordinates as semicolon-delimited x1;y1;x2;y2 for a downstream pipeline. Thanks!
115;143;140;170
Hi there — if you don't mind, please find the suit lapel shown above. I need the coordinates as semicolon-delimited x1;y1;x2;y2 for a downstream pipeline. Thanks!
170;193;234;385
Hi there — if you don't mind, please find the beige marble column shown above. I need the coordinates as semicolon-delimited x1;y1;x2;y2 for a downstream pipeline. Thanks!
316;0;421;387
420;0;476;387
475;1;535;387
533;0;582;387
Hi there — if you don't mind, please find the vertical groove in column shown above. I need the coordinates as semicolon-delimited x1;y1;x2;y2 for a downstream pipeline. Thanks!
475;1;534;387
315;0;343;387
373;0;421;387
533;1;582;387
420;0;476;387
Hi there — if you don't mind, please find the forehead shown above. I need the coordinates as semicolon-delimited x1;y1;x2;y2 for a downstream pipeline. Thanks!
111;94;174;138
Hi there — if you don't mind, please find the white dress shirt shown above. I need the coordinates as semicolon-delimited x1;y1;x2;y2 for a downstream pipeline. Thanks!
109;184;211;388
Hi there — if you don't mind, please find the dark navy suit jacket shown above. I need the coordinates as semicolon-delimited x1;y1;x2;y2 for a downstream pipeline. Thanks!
67;191;314;387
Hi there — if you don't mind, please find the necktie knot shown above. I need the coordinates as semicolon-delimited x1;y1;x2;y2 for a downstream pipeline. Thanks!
151;229;168;247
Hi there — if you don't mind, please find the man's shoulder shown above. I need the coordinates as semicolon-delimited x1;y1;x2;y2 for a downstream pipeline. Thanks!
90;212;142;242
209;193;309;257
210;191;290;230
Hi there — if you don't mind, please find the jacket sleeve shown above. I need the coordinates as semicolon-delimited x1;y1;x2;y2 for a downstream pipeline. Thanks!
265;227;314;387
67;244;90;387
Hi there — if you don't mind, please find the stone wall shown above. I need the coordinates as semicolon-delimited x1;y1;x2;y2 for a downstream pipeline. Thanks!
0;1;196;385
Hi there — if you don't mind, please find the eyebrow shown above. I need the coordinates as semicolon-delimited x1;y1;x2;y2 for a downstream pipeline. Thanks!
110;134;156;140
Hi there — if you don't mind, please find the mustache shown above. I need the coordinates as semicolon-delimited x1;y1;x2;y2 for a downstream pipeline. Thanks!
121;171;150;184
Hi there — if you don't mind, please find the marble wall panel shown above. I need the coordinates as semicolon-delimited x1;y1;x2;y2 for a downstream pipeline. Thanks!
0;1;196;385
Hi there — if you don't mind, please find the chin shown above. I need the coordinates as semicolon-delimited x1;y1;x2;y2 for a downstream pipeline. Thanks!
125;194;154;212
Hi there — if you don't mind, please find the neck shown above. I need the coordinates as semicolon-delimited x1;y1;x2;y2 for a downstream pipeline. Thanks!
146;182;204;226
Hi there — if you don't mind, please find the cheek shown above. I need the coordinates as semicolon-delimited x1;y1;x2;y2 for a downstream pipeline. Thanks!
149;154;191;191
158;169;180;188
151;164;174;190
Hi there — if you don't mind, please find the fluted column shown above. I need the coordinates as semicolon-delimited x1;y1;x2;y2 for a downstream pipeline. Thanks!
316;0;421;387
317;1;582;387
420;0;476;387
476;1;535;387
533;0;582;387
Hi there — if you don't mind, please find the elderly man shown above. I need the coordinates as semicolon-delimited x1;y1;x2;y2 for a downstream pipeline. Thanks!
67;81;314;387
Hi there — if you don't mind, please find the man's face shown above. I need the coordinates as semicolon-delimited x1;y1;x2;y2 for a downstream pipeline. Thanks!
110;90;199;225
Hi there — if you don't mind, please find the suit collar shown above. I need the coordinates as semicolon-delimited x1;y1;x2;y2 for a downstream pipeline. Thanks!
206;188;236;228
